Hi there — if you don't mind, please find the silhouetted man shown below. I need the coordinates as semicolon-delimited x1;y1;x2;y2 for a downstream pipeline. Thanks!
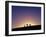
29;24;31;26
26;24;28;27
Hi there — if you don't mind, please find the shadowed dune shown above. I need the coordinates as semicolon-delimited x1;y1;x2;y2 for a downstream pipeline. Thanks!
12;25;41;31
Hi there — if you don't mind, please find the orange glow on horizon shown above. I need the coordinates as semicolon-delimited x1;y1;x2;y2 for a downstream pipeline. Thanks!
12;17;40;28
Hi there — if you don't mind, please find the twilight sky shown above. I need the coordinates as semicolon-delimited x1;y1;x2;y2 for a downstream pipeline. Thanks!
12;6;41;28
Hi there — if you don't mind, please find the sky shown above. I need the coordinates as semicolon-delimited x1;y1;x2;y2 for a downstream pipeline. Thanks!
12;6;41;28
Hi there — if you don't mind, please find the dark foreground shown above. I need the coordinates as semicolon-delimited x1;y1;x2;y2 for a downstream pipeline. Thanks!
12;25;41;31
